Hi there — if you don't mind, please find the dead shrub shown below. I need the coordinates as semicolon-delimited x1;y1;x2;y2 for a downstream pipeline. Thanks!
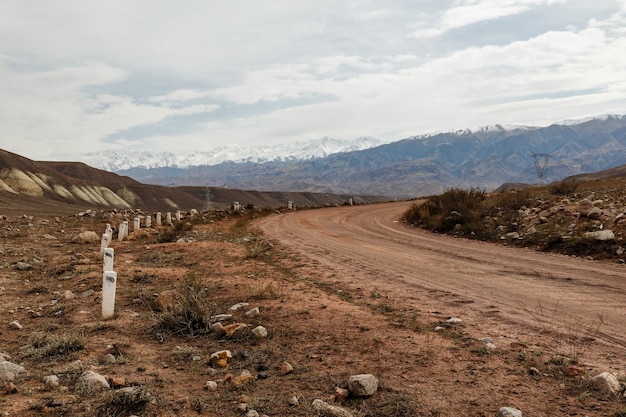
24;328;86;361
157;221;193;243
150;274;218;338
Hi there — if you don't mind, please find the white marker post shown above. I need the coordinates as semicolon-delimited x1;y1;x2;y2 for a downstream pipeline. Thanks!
100;233;111;254
176;210;181;221
105;224;113;239
103;248;114;272
102;271;117;320
234;201;241;212
156;212;162;226
133;217;140;232
288;201;293;210
166;212;172;224
123;221;129;239
118;222;126;241
145;215;152;228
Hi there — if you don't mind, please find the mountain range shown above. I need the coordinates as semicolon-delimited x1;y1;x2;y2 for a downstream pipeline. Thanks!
98;114;626;197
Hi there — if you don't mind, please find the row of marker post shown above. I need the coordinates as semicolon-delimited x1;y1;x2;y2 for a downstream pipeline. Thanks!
99;211;176;319
97;204;292;320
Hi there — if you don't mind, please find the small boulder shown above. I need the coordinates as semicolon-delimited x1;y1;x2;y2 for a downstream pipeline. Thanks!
590;372;620;395
347;374;378;397
75;371;110;391
72;231;99;243
209;350;232;367
252;326;268;338
280;362;294;375
0;361;25;375
9;320;23;330
245;307;260;318
14;262;32;271
499;407;522;417
312;399;354;417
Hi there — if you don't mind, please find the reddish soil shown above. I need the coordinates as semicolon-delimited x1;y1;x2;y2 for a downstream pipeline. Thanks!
258;202;626;368
0;203;624;416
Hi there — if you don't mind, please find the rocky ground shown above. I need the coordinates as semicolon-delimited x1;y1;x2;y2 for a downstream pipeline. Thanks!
0;200;625;416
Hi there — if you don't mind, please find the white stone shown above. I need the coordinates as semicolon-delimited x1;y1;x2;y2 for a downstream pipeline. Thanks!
312;399;354;417
245;307;260;318
205;381;218;391
252;326;268;338
584;230;615;241
348;374;378;397
0;361;25;374
75;370;110;391
446;317;463;324
229;302;249;311
499;407;522;417
590;372;620;394
9;320;23;330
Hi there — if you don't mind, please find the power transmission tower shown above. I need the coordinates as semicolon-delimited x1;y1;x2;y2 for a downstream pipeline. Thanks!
204;188;214;211
530;152;552;185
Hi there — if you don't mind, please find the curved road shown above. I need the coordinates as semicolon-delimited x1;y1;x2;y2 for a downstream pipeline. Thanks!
258;201;626;355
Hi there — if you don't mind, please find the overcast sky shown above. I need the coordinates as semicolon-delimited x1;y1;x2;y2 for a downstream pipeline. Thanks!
1;0;625;160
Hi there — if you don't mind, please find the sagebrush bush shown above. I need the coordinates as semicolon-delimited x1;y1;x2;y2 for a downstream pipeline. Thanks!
150;273;217;338
403;187;486;233
157;221;193;243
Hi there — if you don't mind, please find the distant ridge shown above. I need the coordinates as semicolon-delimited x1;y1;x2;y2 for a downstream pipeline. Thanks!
0;149;388;215
113;114;626;197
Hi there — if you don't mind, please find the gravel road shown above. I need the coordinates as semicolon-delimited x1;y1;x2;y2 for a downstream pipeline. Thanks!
258;201;626;364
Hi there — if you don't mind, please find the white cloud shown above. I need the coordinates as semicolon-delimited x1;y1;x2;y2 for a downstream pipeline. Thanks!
0;0;624;160
411;0;570;38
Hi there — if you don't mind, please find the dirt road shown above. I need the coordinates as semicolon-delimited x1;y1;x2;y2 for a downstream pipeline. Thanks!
258;201;626;364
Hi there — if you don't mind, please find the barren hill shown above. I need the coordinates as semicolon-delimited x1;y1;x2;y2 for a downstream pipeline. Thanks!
0;149;389;215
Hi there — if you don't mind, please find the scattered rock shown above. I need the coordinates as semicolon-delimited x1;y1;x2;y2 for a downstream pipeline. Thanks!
75;370;110;392
252;326;268;338
280;362;294;375
245;410;259;417
210;321;226;336
229;302;249;311
446;317;462;324
499;407;522;417
223;323;248;337
233;370;255;386
80;289;95;299
479;337;496;349
288;395;299;406
102;354;117;365
528;367;540;376
210;314;233;322
205;381;218;391
0;361;25;375
63;290;75;300
9;320;23;330
584;230;615;241
108;376;126;388
72;231;99;243
14;261;32;271
312;399;354;417
334;387;349;400
209;350;232;367
347;374;378;397
43;375;60;389
590;371;620;395
245;307;260;318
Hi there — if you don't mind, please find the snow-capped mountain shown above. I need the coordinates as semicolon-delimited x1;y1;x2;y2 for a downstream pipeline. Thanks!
78;136;381;172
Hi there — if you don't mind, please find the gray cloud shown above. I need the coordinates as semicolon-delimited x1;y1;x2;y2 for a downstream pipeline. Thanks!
0;0;624;159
